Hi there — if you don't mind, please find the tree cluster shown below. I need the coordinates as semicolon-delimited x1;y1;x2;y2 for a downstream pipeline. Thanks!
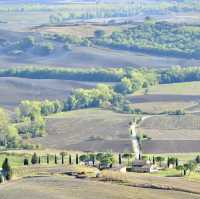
0;108;20;148
95;22;200;59
65;84;120;110
15;100;64;138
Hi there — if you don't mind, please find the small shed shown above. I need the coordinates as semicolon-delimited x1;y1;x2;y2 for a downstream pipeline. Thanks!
132;160;157;173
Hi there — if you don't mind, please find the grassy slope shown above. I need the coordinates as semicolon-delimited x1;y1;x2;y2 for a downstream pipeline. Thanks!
32;108;133;152
136;82;200;95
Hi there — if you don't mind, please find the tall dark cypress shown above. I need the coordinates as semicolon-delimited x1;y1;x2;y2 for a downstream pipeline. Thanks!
167;157;170;168
55;155;57;164
118;154;122;165
76;154;79;165
61;153;64;164
176;158;179;167
92;155;95;166
69;154;72;165
47;154;49;164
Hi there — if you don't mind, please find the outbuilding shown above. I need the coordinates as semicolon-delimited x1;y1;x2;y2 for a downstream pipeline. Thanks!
131;160;157;173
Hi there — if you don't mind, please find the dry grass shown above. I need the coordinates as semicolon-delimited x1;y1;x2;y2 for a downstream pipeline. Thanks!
0;175;199;199
136;82;200;96
12;164;98;179
100;170;200;197
37;24;126;38
131;101;195;114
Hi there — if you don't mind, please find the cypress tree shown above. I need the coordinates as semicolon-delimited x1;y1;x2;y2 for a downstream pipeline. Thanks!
76;154;79;165
2;158;12;180
55;155;57;164
47;154;49;164
153;156;155;165
176;158;179;167
167;157;170;168
69;154;72;165
118;154;122;165
92;155;95;166
31;153;38;165
61;153;64;164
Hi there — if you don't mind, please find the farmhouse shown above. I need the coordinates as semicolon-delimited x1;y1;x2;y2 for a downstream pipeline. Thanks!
131;160;157;173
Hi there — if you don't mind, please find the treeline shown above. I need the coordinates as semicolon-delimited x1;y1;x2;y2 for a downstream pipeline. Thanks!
2;66;200;88
159;66;200;84
0;67;124;82
95;21;200;59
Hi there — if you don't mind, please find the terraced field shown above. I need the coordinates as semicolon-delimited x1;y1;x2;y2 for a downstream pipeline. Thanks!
32;109;133;152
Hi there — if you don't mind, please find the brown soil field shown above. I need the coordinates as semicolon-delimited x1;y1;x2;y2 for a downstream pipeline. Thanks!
31;109;200;153
0;77;99;109
0;175;199;199
128;94;200;103
140;115;200;130
32;109;133;152
1;45;200;68
139;129;200;140
142;140;200;154
139;114;200;153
